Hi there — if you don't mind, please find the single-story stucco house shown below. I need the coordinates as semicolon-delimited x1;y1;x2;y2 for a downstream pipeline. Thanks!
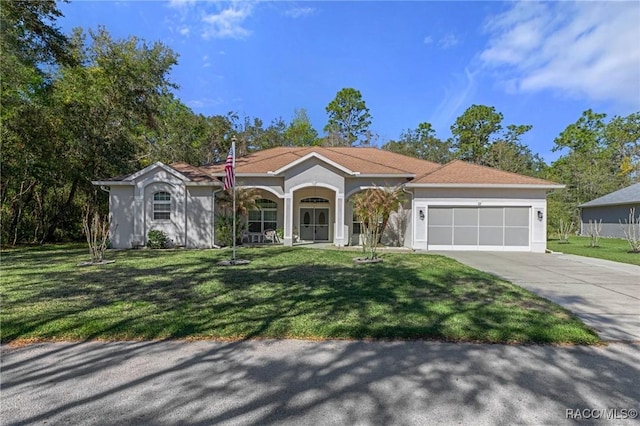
92;147;563;252
579;183;640;238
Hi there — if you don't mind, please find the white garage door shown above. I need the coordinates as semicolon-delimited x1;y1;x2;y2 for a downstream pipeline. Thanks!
428;207;530;249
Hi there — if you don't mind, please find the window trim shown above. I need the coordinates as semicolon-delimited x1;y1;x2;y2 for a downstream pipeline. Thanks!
300;197;330;204
248;198;278;233
153;191;171;221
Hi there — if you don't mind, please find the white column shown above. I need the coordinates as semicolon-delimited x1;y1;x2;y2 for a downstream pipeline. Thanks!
283;194;294;246
334;194;345;246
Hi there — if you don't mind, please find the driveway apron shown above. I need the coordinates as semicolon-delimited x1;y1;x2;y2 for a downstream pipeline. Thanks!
436;252;640;341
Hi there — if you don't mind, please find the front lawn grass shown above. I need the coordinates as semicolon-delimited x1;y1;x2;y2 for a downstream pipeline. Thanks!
548;236;640;266
1;245;599;344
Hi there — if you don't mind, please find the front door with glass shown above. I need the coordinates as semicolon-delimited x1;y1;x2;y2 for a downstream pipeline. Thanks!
299;208;330;241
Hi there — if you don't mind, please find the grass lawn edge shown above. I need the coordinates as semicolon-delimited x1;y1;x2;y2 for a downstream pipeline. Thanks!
2;245;602;346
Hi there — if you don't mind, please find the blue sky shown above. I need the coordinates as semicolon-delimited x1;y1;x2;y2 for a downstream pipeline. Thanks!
58;1;640;162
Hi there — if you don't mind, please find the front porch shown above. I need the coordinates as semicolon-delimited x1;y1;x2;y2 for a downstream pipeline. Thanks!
282;185;348;247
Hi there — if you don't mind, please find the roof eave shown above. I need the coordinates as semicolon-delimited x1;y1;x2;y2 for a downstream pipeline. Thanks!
210;173;278;177
354;174;415;178
92;181;135;186
405;183;566;189
579;201;640;208
185;182;222;187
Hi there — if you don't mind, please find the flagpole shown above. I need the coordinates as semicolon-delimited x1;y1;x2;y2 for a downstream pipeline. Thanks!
231;137;236;262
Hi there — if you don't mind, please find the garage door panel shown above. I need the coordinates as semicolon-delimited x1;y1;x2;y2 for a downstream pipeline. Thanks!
428;208;452;225
429;226;453;245
454;226;478;245
479;227;504;245
505;207;529;226
505;227;529;246
454;208;478;226
479;208;503;226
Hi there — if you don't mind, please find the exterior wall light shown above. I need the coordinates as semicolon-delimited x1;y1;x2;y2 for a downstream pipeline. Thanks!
419;209;425;221
537;210;543;220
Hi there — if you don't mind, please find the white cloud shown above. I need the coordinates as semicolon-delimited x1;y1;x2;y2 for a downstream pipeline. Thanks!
202;5;253;39
285;6;315;19
430;68;478;131
423;36;433;45
187;97;224;109
438;34;459;49
168;0;195;9
480;1;640;107
179;27;190;36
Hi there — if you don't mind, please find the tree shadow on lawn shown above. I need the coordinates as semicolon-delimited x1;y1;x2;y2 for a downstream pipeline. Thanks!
1;339;638;425
1;248;597;344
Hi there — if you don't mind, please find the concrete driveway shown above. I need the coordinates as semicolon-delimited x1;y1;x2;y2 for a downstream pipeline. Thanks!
439;252;640;342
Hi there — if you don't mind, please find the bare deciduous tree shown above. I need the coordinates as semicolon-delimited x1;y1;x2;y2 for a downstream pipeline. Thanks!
586;219;603;248
557;219;574;243
82;206;112;263
619;207;640;253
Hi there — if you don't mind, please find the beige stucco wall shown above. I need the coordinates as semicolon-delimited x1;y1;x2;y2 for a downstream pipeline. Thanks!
238;176;284;198
344;177;409;198
185;186;214;248
107;166;217;249
109;186;134;249
284;158;345;193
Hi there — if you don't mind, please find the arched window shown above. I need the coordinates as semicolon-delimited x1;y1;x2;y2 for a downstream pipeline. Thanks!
153;192;171;220
300;197;329;204
248;198;278;233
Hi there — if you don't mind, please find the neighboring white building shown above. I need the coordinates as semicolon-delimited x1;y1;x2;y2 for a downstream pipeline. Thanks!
93;147;563;252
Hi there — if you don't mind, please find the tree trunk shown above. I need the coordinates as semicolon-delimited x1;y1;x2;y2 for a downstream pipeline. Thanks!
44;177;79;241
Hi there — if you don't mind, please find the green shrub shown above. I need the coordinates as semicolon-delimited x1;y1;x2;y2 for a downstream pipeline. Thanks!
147;229;169;249
215;213;246;247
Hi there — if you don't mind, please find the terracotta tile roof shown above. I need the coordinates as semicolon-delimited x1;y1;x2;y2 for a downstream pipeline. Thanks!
202;147;441;176
411;160;560;186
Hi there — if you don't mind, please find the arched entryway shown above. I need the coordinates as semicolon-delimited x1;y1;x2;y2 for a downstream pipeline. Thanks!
289;186;338;244
299;197;330;241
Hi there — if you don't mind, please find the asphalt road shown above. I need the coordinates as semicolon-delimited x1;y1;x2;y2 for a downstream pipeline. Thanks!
2;340;639;425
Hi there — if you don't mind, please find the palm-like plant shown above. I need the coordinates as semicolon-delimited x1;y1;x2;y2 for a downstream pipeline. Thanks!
215;186;260;246
351;185;404;259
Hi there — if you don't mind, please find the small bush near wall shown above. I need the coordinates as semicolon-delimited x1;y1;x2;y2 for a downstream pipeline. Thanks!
147;230;169;249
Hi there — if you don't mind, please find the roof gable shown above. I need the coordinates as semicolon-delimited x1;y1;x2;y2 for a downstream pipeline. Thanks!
124;162;191;182
269;152;357;176
579;183;640;207
92;162;219;186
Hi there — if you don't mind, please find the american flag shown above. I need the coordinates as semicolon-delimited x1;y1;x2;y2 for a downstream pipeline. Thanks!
223;146;234;190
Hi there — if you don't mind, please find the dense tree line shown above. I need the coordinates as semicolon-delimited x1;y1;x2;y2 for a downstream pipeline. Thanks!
1;2;638;244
